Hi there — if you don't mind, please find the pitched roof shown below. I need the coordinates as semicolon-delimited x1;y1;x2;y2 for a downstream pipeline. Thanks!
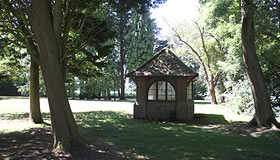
126;47;198;77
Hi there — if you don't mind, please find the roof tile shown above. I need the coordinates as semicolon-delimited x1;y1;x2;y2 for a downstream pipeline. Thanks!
126;48;198;77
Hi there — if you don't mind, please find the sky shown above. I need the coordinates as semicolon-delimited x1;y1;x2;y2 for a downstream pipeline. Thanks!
150;0;200;39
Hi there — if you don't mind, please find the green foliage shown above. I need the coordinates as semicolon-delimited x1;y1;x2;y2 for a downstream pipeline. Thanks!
67;5;117;79
198;0;280;116
194;80;208;100
0;76;20;96
172;21;225;102
0;58;28;96
173;46;208;100
225;79;254;115
126;7;156;73
253;0;280;116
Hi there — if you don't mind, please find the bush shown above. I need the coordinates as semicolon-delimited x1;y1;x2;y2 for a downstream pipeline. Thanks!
224;79;254;115
0;77;21;96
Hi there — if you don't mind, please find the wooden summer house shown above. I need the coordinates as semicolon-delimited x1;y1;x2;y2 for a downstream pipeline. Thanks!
126;48;198;122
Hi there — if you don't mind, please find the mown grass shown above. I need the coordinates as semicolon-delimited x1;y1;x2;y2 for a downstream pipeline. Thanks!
1;108;280;159
74;111;280;160
0;96;29;100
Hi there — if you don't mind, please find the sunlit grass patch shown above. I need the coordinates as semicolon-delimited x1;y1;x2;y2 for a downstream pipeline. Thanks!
0;112;50;134
1;107;280;159
0;120;47;134
75;111;280;160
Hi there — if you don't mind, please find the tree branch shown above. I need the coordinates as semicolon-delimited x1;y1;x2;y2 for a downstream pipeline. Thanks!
213;72;221;87
177;35;210;83
208;33;224;55
264;32;280;45
194;21;211;69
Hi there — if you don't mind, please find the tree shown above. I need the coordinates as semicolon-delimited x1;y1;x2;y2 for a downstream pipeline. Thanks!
126;5;156;73
28;0;83;152
29;57;44;123
173;22;224;104
0;1;44;124
2;0;166;152
241;0;280;128
113;0;166;100
254;0;280;115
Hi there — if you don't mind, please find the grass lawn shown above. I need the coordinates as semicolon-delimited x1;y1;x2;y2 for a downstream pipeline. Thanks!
0;98;280;159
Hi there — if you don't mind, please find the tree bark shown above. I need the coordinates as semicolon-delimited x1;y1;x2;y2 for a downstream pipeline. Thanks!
119;28;126;100
241;0;280;128
29;57;44;124
107;89;111;100
31;0;83;152
210;75;218;104
218;75;226;103
118;6;128;100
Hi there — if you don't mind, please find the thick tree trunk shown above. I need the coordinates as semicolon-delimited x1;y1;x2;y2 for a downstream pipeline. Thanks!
241;0;280;128
29;57;44;124
31;0;83;152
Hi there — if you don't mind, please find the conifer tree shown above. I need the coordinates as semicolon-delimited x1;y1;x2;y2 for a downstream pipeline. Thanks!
126;6;156;73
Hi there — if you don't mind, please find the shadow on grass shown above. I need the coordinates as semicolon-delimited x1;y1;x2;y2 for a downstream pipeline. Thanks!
0;121;127;159
0;112;51;120
0;127;54;159
1;111;280;159
191;113;229;125
75;111;280;160
194;101;211;105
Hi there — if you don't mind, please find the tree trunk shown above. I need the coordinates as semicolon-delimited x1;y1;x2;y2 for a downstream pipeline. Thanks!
118;88;121;98
177;34;218;105
29;57;44;124
113;80;116;100
218;75;226;103
31;0;83;152
241;0;280;128
107;89;111;100
119;9;127;100
209;75;218;104
120;50;126;100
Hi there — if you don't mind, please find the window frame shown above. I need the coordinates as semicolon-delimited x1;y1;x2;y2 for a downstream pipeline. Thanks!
147;80;176;101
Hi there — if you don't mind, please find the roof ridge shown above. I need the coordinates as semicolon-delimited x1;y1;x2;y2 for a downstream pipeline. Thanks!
126;47;167;77
126;47;198;77
166;49;198;76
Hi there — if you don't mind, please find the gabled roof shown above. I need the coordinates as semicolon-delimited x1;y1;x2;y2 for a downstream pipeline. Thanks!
126;47;198;77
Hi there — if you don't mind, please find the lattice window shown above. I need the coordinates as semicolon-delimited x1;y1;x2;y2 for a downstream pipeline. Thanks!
148;81;176;101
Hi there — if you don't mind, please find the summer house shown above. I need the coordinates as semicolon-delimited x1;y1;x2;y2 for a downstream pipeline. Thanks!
126;48;198;122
